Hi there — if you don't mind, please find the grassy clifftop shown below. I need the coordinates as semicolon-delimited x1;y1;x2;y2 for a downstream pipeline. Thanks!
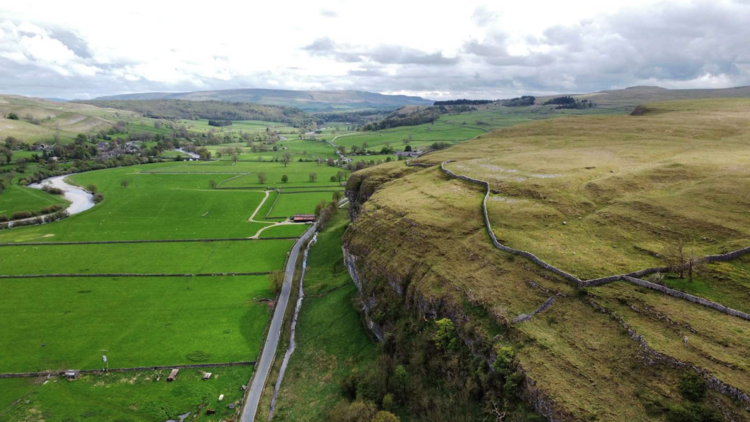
343;99;750;421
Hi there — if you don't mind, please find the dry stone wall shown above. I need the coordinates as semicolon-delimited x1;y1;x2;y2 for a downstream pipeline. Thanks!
439;160;750;322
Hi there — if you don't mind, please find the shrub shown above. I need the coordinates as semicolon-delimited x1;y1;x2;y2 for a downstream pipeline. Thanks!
0;215;8;222
7;112;18;120
372;411;400;422
86;184;98;193
666;403;721;422
41;185;64;195
493;345;515;375
12;211;33;220
679;373;707;402
328;400;377;422
93;193;104;203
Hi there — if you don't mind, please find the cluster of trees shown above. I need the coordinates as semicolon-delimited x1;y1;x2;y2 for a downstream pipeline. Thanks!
80;99;322;127
327;308;533;421
207;119;232;127
314;109;388;126
433;99;493;106
542;96;596;109
19;154;146;186
502;96;536;107
0;204;66;222
361;107;441;131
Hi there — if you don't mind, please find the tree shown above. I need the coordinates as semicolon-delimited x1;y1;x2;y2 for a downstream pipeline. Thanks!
75;134;88;145
372;411;400;422
257;172;267;184
269;270;284;295
209;180;217;189
332;191;343;202
309;172;318;183
120;179;129;188
281;174;288;183
7;112;18;120
0;147;12;164
4;136;19;149
336;171;347;182
281;151;292;167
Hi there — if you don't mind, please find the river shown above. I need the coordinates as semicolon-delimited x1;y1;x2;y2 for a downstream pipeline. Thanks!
29;175;95;215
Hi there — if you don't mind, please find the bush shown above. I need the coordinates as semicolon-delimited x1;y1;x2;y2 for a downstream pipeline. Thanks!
493;345;515;375
86;184;98;193
666;403;721;422
93;193;104;203
0;215;8;222
328;400;377;422
12;211;33;220
41;185;64;195
679;373;707;402
7;112;18;120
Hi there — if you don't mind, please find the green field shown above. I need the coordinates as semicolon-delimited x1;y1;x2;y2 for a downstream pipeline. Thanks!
0;156;345;419
0;275;273;373
0;172;69;218
267;191;341;218
265;210;377;421
0;240;292;275
206;139;338;162
258;223;310;238
0;365;252;421
0;167;272;243
336;104;621;152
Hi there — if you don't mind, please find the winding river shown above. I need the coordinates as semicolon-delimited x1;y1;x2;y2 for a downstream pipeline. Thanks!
29;175;95;216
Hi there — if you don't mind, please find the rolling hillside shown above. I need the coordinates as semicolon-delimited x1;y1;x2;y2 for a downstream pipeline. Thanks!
91;88;433;111
342;98;750;421
0;95;136;143
539;85;750;109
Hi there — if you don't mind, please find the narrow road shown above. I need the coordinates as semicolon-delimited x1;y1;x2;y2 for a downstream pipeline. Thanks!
240;223;317;422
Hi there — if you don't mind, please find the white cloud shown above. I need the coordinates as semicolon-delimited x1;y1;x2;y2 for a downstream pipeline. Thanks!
0;0;748;99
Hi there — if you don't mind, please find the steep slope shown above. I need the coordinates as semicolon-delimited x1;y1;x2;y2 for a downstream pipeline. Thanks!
92;89;433;111
342;99;750;421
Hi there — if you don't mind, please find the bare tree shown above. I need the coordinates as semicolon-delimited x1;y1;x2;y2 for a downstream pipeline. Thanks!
664;240;687;279
257;172;267;184
281;151;292;167
663;240;704;282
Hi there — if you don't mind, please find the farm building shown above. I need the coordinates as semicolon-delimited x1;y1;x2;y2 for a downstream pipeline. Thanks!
167;369;179;382
65;370;80;380
293;214;315;222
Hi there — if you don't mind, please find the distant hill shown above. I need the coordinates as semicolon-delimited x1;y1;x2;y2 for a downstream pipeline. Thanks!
0;94;134;143
91;89;433;111
77;99;318;126
538;85;750;109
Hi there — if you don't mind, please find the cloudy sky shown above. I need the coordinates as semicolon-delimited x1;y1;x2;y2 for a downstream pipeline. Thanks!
1;0;749;100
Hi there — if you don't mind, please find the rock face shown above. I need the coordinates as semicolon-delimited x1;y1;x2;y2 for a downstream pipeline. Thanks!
341;162;750;422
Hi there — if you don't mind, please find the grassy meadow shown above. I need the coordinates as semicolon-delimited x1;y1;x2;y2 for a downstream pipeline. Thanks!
0;366;252;421
267;191;342;218
0;275;273;373
0;239;292;275
0;170;69;218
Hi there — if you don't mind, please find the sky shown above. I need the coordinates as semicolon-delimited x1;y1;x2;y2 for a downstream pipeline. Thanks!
0;0;749;100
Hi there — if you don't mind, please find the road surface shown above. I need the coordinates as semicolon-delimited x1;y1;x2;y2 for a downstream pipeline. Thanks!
240;223;317;422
